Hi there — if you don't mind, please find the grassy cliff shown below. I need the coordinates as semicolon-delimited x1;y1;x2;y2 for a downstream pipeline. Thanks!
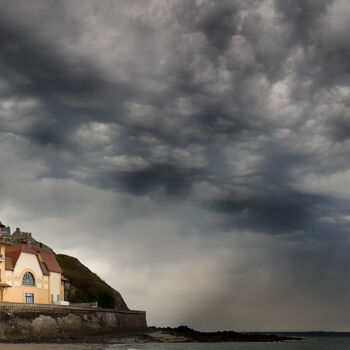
56;254;128;310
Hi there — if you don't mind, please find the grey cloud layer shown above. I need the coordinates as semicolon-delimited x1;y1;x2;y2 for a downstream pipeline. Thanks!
1;0;350;330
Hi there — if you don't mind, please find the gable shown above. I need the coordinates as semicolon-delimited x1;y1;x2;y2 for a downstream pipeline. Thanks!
13;252;44;280
5;245;62;274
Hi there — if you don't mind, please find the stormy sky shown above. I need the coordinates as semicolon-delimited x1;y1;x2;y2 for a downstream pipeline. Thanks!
1;0;350;331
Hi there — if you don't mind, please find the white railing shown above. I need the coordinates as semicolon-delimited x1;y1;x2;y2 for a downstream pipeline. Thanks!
0;301;145;314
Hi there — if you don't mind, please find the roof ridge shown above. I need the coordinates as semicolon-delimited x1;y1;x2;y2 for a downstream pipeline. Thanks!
5;245;62;274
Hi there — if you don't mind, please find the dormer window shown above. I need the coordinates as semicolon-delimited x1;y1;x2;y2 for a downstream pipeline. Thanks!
22;272;35;286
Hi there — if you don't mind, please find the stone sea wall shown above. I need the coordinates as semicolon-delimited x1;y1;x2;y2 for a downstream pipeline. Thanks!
0;302;147;340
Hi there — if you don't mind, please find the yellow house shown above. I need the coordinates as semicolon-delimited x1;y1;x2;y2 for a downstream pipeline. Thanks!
0;225;65;305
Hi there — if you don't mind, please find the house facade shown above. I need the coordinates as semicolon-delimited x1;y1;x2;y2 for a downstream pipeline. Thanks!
0;224;65;304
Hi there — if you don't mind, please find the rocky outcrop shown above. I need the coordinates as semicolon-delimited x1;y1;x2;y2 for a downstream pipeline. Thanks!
147;326;299;342
2;228;53;253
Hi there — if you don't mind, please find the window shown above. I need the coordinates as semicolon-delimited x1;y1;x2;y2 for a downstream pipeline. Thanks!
57;295;60;302
25;293;34;304
51;294;54;303
22;272;34;286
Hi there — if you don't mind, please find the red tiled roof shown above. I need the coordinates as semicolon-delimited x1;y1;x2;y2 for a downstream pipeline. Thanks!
39;261;50;276
5;247;22;269
5;245;62;274
5;257;13;271
39;250;62;273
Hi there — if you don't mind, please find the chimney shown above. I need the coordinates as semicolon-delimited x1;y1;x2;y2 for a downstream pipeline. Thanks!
0;222;5;238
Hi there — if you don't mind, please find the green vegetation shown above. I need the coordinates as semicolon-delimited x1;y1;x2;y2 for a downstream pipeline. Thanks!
56;254;128;310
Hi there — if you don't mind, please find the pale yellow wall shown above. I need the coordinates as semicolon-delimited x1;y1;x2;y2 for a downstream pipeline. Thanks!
0;245;6;283
5;270;13;286
13;253;43;280
4;283;49;304
49;272;61;303
60;284;64;301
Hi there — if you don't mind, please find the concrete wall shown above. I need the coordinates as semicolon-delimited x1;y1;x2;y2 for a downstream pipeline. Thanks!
0;302;147;340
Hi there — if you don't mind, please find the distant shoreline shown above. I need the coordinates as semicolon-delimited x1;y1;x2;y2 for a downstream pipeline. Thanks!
0;326;300;344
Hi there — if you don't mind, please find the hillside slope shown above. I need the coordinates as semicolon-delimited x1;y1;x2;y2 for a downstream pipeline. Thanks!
56;254;128;310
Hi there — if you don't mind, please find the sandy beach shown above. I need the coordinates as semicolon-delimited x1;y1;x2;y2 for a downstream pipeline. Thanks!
0;345;104;350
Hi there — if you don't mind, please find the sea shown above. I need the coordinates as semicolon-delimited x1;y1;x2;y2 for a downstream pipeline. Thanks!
2;334;350;350
105;334;350;350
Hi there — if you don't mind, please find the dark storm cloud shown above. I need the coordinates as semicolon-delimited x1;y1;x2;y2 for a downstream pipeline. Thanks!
0;0;347;237
274;0;332;46
275;0;350;96
0;20;99;97
181;0;244;61
1;1;256;203
210;190;318;234
100;164;203;196
0;15;135;150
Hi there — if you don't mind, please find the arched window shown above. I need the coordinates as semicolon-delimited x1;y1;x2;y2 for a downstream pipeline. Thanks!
22;272;35;286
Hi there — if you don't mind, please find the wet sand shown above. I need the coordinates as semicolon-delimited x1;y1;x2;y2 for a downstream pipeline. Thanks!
0;345;104;350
